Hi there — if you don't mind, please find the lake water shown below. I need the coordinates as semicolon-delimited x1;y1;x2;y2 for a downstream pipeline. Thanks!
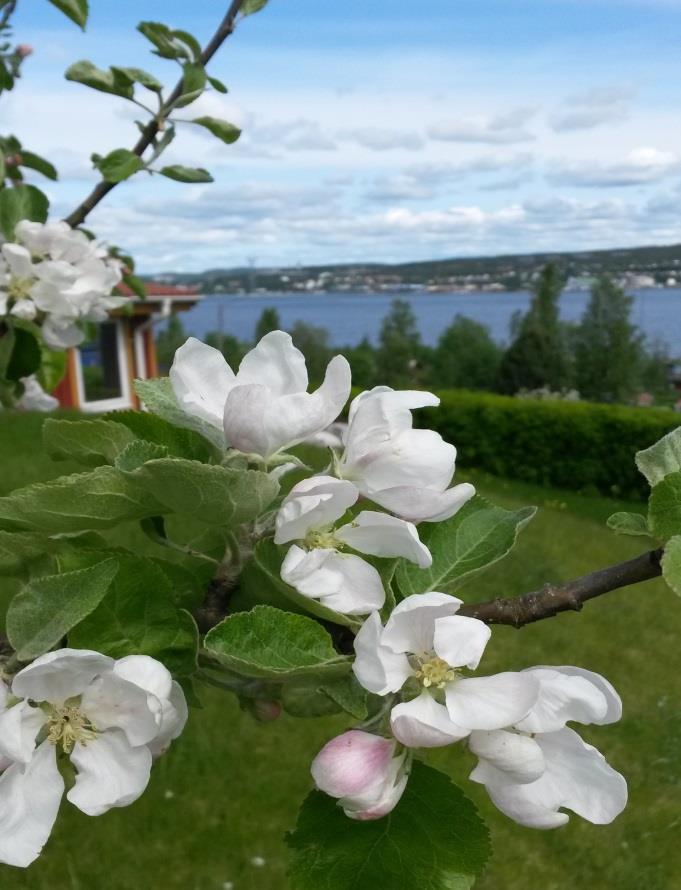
176;288;681;352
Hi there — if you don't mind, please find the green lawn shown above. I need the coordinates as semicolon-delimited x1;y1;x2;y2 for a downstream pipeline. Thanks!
0;413;679;890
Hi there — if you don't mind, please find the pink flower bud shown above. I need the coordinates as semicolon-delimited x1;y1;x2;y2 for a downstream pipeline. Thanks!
16;45;33;59
311;730;408;820
243;698;282;723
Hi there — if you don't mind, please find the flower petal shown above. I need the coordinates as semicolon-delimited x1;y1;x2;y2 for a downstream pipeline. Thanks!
12;648;114;703
274;476;359;544
336;511;431;568
2;242;34;280
281;546;385;614
352;612;412;695
236;330;308;395
113;655;173;702
147;682;188;757
469;729;545;784
433;614;491;670
67;728;152;816
311;730;395;798
370;482;476;523
80;673;161;747
0;741;63;868
515;667;617;733
381;591;462;655
169;337;235;429
445;672;539;731
0;701;45;764
391;691;468;748
473;728;627;829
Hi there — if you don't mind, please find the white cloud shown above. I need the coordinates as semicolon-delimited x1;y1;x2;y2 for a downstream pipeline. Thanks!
427;108;537;144
550;85;635;132
345;128;424;151
547;147;679;187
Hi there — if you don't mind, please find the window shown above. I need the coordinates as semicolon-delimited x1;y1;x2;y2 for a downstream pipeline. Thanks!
75;320;132;411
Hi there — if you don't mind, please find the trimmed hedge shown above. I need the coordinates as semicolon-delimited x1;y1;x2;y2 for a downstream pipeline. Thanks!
422;390;680;500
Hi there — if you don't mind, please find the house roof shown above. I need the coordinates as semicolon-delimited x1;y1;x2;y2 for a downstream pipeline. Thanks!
116;282;203;300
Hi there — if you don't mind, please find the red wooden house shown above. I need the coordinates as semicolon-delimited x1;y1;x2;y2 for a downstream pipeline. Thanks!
53;283;202;412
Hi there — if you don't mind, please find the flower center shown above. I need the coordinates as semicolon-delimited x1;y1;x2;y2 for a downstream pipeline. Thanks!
8;275;33;301
45;704;98;753
414;655;457;689
304;529;344;550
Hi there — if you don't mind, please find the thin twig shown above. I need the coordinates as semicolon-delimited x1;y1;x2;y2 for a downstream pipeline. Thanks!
458;548;664;627
63;0;247;228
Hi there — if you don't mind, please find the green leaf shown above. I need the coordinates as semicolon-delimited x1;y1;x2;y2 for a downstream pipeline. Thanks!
102;409;217;462
207;75;228;93
0;466;165;533
190;116;241;145
5;324;42;381
137;22;193;61
607;511;651;537
128;458;279;526
114;440;168;471
318;674;368;720
69;553;198;674
242;0;270;15
36;346;67;393
204;605;350;680
122;271;146;299
287;762;491;890
134;376;225;450
238;539;361;630
637;427;681;487
0;530;51;576
159;165;213;183
95;148;144;183
19;151;58;181
396;495;536;595
151;557;210;610
111;66;162;93
0;184;49;239
174;62;206;107
662;536;681;596
47;0;89;28
649;471;681;539
7;558;118;661
42;418;137;467
65;60;134;99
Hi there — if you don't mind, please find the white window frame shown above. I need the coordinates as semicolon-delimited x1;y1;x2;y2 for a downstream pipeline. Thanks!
74;319;132;412
133;324;148;380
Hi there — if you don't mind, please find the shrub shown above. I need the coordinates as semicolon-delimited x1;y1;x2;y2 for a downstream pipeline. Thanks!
422;389;680;499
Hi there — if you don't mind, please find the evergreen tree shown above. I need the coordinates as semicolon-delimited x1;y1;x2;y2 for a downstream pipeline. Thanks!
254;307;282;341
204;331;248;370
290;320;333;383
343;336;378;390
155;315;187;373
574;276;644;403
376;299;425;388
432;315;502;390
498;263;571;394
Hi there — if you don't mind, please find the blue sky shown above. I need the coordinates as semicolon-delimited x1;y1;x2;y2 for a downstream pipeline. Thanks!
6;0;681;271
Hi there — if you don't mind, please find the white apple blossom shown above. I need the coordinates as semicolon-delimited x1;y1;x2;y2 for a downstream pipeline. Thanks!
276;475;431;614
468;665;627;829
0;648;187;868
353;592;539;748
17;375;59;411
337;386;475;523
311;730;408;820
0;220;125;350
170;333;352;460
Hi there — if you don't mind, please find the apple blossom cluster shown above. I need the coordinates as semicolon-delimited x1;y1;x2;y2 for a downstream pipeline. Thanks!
324;592;628;827
0;648;187;868
168;331;627;831
0;220;126;349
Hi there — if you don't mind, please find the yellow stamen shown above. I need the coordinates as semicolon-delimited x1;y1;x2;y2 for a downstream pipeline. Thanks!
414;656;457;690
8;276;33;301
46;705;97;753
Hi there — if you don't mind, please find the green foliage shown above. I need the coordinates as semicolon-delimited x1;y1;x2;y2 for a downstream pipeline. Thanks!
648;471;681;539
291;320;333;383
498;263;572;394
661;536;681;596
204;605;350;680
429;389;679;499
242;0;271;14
155;314;188;372
255;306;282;340
204;329;248;368
47;0;89;28
94;148;144;182
0;183;49;238
7;557;118;661
137;22;200;62
342;337;377;389
396;496;536;595
43;418;137;467
433;315;502;391
574;277;645;403
103;409;217;462
65;60;135;99
191;116;241;144
36;346;67;393
606;511;651;537
286;762;491;890
110;66;163;93
18;150;58;181
636;426;681;486
159;165;213;183
0;322;42;383
68;553;198;675
376;298;425;388
134;376;225;449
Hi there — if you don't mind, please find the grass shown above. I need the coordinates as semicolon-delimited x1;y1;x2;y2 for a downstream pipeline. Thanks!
0;413;679;889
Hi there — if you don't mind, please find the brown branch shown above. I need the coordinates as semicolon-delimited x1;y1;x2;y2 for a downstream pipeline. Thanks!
458;547;664;627
63;0;247;228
